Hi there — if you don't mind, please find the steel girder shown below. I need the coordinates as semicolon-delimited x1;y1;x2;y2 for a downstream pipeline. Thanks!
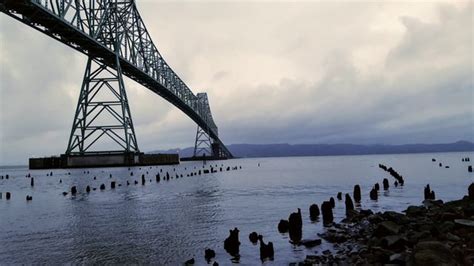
0;0;233;158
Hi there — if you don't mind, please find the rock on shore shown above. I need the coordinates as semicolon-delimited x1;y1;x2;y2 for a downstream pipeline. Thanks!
300;186;474;265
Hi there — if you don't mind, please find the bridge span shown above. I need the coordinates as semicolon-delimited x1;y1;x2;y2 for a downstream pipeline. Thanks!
1;0;233;167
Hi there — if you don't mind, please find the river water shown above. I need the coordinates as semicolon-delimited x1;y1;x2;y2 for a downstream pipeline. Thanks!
0;152;472;264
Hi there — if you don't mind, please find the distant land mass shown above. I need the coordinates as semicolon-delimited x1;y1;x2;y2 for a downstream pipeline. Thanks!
150;140;474;158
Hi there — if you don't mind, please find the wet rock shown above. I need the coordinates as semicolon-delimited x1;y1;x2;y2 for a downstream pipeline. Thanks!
205;248;216;262
353;185;361;203
375;221;400;237
337;192;342;200
368;213;384;224
454;219;474;227
278;219;289;233
100;184;105;190
289;208;303;243
414;241;455;265
445;232;461;242
388;253;407;264
318;230;347;244
71;186;77;195
86;186;91;193
381;235;407;251
321;201;333;226
309;204;320;220
258;235;274;261
359;209;373;216
249;232;258;244
383;178;389;190
405;205;426;217
370;187;378;200
184;258;195;265
382;211;409;225
224;227;240;257
299;238;322;247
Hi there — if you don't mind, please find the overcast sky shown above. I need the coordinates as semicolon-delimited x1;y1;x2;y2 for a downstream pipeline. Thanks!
0;0;473;165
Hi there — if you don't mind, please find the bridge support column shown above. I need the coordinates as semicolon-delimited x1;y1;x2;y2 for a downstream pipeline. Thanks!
65;56;139;155
193;126;212;157
193;125;229;159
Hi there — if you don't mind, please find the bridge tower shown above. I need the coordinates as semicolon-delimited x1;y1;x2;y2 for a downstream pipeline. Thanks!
193;126;212;157
65;0;139;156
192;93;229;159
193;126;228;159
65;57;139;155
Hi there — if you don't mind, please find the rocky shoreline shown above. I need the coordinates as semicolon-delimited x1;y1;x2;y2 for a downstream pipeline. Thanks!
298;185;474;265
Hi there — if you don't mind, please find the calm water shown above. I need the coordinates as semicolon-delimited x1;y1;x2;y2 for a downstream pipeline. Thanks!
0;152;473;264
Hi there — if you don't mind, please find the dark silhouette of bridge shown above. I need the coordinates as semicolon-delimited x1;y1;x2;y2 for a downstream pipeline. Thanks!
1;0;233;164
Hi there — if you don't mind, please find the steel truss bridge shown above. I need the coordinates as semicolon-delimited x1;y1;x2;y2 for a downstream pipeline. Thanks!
1;0;233;159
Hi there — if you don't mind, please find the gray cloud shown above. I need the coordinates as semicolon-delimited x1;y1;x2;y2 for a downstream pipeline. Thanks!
0;1;472;165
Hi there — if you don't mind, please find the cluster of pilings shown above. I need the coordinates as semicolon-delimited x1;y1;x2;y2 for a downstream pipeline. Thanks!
432;157;451;168
0;164;244;202
461;157;473;173
378;164;404;185
59;164;243;196
190;178;474;265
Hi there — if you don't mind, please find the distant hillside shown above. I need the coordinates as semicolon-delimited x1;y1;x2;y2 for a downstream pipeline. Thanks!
149;141;474;158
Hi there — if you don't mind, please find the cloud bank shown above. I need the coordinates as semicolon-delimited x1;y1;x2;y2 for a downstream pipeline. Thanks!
0;1;472;164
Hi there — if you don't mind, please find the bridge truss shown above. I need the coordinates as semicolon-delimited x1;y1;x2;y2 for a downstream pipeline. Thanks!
0;0;233;159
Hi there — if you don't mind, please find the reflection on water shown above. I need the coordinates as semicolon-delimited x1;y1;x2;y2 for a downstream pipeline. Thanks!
0;152;472;264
